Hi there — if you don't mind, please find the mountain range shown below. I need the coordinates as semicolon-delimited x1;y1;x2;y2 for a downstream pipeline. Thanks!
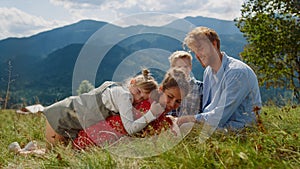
0;16;247;107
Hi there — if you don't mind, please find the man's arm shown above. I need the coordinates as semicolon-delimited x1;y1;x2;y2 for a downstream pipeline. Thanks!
195;70;250;127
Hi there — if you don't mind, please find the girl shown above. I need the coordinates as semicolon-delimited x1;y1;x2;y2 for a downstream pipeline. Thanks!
42;69;165;145
73;68;190;149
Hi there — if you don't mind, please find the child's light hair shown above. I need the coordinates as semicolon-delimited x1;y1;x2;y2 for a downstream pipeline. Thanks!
168;51;193;67
133;69;158;93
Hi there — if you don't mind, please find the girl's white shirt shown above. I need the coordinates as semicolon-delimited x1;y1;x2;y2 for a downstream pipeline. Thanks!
102;85;156;135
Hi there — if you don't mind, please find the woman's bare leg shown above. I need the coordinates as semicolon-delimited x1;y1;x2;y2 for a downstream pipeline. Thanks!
45;119;65;146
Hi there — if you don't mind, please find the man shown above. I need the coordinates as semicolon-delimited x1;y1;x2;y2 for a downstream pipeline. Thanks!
177;26;262;130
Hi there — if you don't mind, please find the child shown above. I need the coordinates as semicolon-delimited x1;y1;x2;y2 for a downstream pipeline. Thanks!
168;51;203;117
73;68;190;149
27;69;165;145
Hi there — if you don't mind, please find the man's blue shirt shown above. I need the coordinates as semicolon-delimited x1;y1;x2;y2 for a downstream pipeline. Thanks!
195;52;262;130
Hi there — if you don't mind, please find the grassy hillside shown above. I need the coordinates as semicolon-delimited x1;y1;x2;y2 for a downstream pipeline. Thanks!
0;106;299;168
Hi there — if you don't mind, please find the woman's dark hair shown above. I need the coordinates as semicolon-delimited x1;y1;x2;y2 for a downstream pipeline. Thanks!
161;68;190;97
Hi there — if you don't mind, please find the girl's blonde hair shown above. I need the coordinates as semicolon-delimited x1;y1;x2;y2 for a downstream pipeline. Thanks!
132;69;158;93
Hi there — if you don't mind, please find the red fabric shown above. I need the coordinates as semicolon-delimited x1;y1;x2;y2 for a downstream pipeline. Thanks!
136;109;173;137
134;100;173;137
73;100;173;149
73;115;126;149
133;100;151;118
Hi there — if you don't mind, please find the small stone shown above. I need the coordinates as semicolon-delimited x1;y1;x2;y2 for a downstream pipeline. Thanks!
22;141;38;151
8;142;21;153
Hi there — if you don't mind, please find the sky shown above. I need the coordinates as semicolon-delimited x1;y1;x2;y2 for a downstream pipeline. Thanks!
0;0;244;40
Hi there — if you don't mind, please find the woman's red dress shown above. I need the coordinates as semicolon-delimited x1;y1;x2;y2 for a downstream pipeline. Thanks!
72;100;172;149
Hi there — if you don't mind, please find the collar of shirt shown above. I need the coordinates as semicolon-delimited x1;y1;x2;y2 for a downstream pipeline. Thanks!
189;77;197;85
213;52;229;83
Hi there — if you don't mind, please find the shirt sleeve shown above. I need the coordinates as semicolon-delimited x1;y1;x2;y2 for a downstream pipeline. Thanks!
112;89;156;135
195;70;250;127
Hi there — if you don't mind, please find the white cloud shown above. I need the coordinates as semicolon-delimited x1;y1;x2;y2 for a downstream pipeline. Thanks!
0;0;244;40
50;0;244;23
201;0;244;20
0;7;66;40
49;0;110;9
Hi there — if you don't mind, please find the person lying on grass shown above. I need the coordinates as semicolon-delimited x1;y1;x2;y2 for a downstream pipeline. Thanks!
19;69;163;145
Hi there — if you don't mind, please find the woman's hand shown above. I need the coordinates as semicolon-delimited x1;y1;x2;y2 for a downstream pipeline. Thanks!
150;101;165;117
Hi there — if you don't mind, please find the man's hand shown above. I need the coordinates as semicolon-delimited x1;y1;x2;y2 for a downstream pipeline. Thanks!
176;115;196;126
166;115;177;123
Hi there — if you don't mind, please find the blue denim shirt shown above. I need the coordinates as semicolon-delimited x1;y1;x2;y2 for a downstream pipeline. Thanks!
195;52;262;130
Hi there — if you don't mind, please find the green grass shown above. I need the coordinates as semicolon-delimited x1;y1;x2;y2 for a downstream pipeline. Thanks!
0;106;299;169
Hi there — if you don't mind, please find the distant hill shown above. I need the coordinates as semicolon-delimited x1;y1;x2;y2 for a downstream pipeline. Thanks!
168;16;241;35
0;16;248;106
0;20;106;61
185;16;241;34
